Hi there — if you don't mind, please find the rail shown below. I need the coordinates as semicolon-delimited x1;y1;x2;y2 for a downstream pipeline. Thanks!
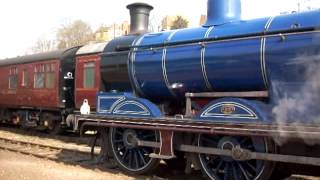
0;137;94;166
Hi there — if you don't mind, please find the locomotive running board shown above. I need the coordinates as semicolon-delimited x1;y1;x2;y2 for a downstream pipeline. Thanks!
185;91;269;98
76;115;320;140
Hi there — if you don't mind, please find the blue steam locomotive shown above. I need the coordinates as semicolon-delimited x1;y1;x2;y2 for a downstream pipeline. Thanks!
74;0;320;179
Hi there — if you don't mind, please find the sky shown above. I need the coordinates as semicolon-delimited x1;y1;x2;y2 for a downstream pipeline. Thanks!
0;0;320;59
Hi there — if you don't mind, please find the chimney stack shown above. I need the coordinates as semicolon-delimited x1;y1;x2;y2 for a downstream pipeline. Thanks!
127;3;153;35
203;0;241;27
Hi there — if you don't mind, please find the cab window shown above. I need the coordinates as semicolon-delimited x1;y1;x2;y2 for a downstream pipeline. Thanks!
83;62;95;88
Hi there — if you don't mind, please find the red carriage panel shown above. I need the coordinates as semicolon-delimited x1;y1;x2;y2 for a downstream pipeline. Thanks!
75;54;101;109
0;60;60;109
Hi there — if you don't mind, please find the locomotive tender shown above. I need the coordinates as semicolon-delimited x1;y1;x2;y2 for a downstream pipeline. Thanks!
1;0;320;179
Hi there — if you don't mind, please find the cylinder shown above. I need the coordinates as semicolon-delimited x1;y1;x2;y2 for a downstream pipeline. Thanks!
204;0;241;26
127;3;153;35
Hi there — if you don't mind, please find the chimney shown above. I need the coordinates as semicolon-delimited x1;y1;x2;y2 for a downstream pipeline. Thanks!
203;0;241;27
127;3;153;35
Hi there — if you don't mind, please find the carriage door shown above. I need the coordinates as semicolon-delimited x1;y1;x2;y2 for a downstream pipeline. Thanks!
75;55;101;109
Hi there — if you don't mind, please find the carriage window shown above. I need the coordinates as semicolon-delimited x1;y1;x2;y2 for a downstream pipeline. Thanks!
9;67;18;89
22;69;29;87
83;62;95;88
34;64;45;88
45;63;55;88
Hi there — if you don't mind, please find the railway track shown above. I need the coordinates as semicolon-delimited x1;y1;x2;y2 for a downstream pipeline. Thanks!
0;136;94;165
0;126;319;180
0;129;195;180
0;126;109;170
0;125;90;145
0;126;201;179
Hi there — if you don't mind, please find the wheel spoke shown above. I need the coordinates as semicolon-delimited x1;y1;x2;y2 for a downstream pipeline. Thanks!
198;135;273;180
113;139;123;143
141;148;150;155
128;150;134;168
117;144;125;151
115;129;124;136
206;156;216;165
223;163;230;180
133;150;140;168
121;149;128;160
245;161;257;174
110;129;160;173
115;145;125;155
237;162;250;180
232;163;241;180
137;149;147;165
215;159;224;173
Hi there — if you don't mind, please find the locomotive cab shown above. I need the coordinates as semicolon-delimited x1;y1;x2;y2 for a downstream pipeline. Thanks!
100;3;153;94
100;35;136;93
74;42;108;109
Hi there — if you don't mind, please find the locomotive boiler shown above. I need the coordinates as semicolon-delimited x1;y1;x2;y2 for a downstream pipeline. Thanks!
129;0;320;104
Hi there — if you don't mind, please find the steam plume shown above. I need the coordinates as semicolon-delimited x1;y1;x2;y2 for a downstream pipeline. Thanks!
271;53;320;145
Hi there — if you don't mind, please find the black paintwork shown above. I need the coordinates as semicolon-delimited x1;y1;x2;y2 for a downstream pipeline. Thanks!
127;3;153;35
101;35;137;93
59;47;80;110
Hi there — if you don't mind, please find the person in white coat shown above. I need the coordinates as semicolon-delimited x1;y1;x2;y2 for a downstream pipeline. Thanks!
80;99;91;115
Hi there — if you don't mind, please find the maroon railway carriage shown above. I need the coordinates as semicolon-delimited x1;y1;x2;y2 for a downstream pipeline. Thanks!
0;48;79;132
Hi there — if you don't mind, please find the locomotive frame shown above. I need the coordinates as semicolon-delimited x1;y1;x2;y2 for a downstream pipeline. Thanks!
76;110;320;165
75;91;320;178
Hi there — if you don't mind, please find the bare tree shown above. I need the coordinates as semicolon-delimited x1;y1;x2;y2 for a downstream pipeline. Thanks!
149;13;162;32
170;16;189;30
31;38;56;53
57;20;94;49
297;0;318;12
